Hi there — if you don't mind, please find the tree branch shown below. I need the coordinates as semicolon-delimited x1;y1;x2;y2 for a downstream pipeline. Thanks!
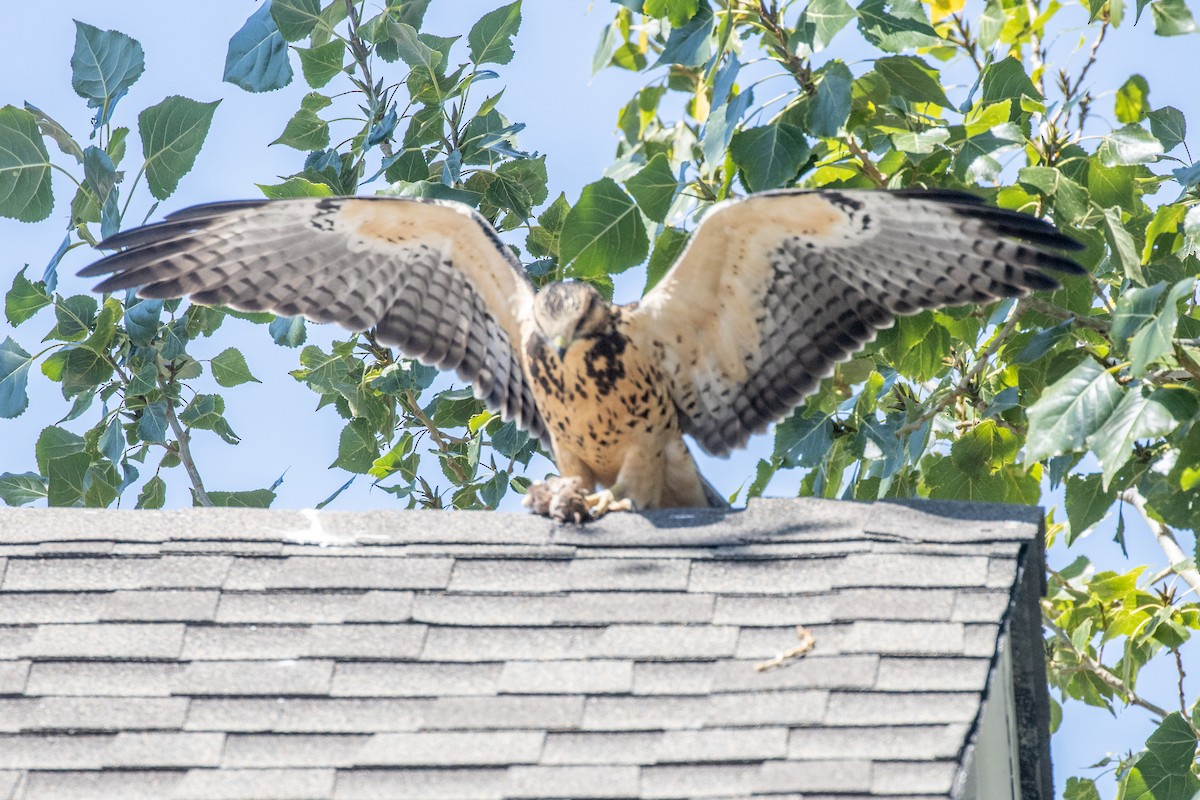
1118;487;1200;598
1020;295;1112;335
1043;613;1170;719
844;136;888;187
755;0;816;95
401;388;470;485
159;376;212;507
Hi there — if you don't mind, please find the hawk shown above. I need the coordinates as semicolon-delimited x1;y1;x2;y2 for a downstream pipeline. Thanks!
80;189;1082;521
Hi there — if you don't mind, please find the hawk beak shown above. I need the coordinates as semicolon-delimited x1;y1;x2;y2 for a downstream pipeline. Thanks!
552;335;568;359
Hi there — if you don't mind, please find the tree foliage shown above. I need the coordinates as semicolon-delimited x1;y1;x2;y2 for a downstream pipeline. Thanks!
3;0;1200;791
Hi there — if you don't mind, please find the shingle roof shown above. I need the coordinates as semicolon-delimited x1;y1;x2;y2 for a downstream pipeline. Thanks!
0;498;1049;800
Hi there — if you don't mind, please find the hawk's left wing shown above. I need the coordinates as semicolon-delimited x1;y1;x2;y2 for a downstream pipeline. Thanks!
625;189;1084;457
80;196;549;443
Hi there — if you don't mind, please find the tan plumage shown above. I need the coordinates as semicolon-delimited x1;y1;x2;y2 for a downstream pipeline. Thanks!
81;189;1082;520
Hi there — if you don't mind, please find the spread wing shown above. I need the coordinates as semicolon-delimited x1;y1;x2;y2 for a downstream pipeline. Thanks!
80;196;548;445
626;189;1084;456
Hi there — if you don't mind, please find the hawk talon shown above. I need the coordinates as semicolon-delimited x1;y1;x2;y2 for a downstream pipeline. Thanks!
585;489;635;518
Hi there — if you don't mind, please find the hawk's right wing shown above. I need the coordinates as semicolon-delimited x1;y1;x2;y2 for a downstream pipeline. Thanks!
626;189;1084;457
80;196;549;445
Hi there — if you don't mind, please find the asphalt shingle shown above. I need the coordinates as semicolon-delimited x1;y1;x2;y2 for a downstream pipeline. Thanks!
0;498;1047;800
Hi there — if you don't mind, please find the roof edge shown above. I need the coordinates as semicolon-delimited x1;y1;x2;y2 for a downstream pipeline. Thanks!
0;497;1043;549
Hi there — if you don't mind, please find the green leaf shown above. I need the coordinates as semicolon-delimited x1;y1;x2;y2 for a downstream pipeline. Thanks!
890;127;950;154
35;426;86;475
0;105;54;222
645;226;690;291
211;347;260;387
877;313;950;382
950;420;1018;474
1130;278;1196;376
0;337;33;419
953;123;1023;183
802;0;858;51
1064;474;1116;543
332;418;380;474
46;452;90;508
272;108;330;151
296;40;346;88
1017;166;1089;226
981;56;1042;105
1119;713;1200;800
926;453;1007;502
53;295;98;342
655;2;714;67
0;472;49;506
1142;203;1186;263
1147;106;1186;151
809;60;853;138
560;178;649;278
138;96;220;201
387;22;442;71
257;176;334;198
1098;124;1164;166
136;475;166;509
626;154;679;222
468;0;522;65
495;155;548;208
1102;208;1144;285
83;461;119;508
5;268;51;325
270;0;322;42
205;488;277;508
1089;387;1185;487
1151;0;1199;34
137;400;169;443
592;22;621;75
224;4;293;93
856;0;940;53
1112;282;1167;346
480;470;509;508
1026;359;1123;463
267;315;307;348
483;170;535;219
1088;161;1139;211
383;179;481;208
180;393;228;429
1116;75;1151;123
70;21;145;127
24;103;84;164
61;347;113;397
774;412;833;467
527;192;571;258
730;123;810;192
875;56;952;108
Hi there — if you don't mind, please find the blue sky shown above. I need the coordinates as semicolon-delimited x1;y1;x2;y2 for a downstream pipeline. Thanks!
2;2;1199;794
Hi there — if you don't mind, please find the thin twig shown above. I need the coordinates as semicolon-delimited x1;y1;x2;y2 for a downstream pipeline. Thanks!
844;137;887;187
159;376;212;507
1175;648;1190;721
756;0;815;95
344;0;395;159
1118;487;1200;598
1043;614;1170;719
1020;295;1112;335
755;625;816;671
897;300;1024;437
401;389;470;484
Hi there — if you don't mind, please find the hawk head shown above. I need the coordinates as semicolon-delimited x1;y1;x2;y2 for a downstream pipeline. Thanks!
532;281;614;358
